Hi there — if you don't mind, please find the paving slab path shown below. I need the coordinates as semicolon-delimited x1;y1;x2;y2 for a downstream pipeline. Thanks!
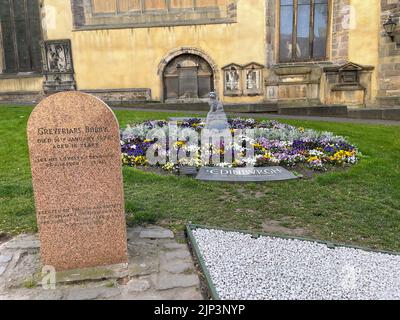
0;226;203;300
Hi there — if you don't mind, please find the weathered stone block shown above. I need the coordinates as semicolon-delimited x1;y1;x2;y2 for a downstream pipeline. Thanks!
308;106;348;117
382;108;400;120
348;109;383;119
140;228;174;239
279;106;348;117
278;106;308;116
0;255;12;263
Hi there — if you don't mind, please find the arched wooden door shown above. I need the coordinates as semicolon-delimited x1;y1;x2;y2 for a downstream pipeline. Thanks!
163;54;214;101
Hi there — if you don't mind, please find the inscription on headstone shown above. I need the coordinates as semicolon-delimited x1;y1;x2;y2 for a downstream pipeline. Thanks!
196;166;299;182
27;91;128;271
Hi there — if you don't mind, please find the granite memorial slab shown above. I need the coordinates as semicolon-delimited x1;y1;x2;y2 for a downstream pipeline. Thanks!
196;166;299;182
27;91;128;271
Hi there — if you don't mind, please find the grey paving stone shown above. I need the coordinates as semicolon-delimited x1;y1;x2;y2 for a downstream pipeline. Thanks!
66;286;112;300
2;234;39;250
0;226;202;300
156;272;200;290
140;228;174;239
95;288;122;300
32;289;64;300
56;263;129;284
119;287;202;300
0;255;12;263
127;257;159;276
165;250;191;260
2;251;40;288
160;261;194;274
162;242;188;250
0;290;34;300
1;288;39;300
177;287;203;300
125;279;151;293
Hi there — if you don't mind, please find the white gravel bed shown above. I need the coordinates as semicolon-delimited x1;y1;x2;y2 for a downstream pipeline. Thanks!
192;228;400;300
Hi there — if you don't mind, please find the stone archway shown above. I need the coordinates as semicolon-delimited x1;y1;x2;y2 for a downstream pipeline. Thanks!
158;48;219;102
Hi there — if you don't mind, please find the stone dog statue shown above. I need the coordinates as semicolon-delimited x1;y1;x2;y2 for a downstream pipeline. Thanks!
208;91;224;113
205;92;229;131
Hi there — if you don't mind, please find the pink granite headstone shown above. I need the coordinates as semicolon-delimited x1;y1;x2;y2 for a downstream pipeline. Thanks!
27;91;128;271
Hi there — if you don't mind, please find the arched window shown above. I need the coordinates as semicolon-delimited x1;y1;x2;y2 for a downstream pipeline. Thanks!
279;0;329;62
0;0;42;73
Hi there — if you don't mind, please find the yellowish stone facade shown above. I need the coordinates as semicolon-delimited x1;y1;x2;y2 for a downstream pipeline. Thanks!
0;0;399;107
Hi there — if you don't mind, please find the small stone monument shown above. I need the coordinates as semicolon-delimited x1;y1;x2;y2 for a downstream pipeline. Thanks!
205;92;229;131
27;91;128;271
201;92;232;166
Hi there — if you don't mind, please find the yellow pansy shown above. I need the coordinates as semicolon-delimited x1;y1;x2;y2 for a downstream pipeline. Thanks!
174;141;186;148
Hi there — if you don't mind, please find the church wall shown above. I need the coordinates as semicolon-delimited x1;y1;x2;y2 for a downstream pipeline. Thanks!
42;0;267;103
0;0;395;108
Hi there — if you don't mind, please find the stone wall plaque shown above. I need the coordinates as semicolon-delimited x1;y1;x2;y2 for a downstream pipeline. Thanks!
41;39;76;92
27;91;128;271
196;166;299;182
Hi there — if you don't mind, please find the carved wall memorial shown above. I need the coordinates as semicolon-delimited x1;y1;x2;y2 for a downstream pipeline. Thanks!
41;40;76;92
222;64;242;96
163;54;214;101
243;63;263;96
265;64;322;105
222;63;264;97
323;62;374;107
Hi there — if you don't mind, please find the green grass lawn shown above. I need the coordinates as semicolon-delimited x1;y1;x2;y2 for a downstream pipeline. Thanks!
1;106;400;252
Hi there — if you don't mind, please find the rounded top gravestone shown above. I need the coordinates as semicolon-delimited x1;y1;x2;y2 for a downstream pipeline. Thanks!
27;91;128;271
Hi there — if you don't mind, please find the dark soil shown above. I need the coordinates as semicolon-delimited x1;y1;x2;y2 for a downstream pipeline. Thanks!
0;233;11;245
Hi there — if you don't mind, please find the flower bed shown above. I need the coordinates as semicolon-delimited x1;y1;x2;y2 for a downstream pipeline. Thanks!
121;118;359;173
